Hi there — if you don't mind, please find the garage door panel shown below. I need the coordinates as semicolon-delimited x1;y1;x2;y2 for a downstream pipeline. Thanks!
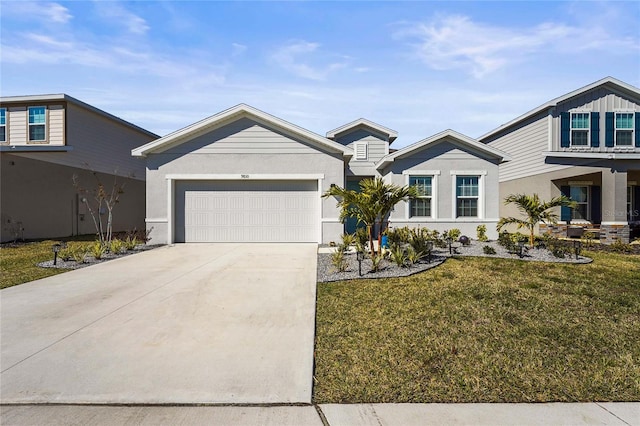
175;180;317;243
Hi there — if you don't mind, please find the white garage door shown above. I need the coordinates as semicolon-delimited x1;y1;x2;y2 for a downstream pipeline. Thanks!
175;180;318;243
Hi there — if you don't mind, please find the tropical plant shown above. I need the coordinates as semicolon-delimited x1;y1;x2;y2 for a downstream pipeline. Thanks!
483;245;496;255
497;193;577;247
89;241;107;260
323;177;418;253
124;236;138;251
331;248;348;272
476;224;488;242
341;233;355;248
369;251;385;272
406;246;424;266
389;244;408;267
109;238;124;254
72;246;88;263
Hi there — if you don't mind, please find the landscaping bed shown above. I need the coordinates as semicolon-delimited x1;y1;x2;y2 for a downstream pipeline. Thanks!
313;250;640;403
318;240;592;283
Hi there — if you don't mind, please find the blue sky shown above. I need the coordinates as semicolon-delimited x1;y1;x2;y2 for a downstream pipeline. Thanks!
2;1;639;147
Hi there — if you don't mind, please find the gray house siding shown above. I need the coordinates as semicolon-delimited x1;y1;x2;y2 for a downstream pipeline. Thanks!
334;128;389;177
144;118;344;244
381;140;502;239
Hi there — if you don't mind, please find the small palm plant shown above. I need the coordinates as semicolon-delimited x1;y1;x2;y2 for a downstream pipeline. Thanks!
497;193;577;248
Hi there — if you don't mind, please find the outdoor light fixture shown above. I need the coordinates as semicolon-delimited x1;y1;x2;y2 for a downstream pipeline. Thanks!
573;240;582;259
52;243;62;266
446;236;453;255
426;241;434;263
517;240;525;258
356;251;365;276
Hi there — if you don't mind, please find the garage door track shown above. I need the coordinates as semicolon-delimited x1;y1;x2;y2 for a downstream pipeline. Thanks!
0;244;317;404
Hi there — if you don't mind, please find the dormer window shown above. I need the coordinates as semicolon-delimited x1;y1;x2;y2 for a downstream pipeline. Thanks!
570;113;589;146
354;142;368;160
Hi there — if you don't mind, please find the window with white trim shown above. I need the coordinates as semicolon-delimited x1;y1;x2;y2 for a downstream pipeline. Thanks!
409;176;432;217
615;112;634;146
353;142;368;160
570;186;589;221
0;108;6;142
570;112;589;146
28;106;46;141
456;176;479;217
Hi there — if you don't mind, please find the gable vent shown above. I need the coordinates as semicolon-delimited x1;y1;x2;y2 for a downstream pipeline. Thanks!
354;142;368;160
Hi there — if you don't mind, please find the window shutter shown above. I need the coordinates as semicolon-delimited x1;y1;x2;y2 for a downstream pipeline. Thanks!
635;112;640;148
590;112;600;147
560;112;570;148
605;112;615;147
560;185;571;222
590;186;601;224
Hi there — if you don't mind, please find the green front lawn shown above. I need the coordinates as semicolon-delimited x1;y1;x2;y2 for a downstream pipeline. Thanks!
314;251;640;403
0;238;92;289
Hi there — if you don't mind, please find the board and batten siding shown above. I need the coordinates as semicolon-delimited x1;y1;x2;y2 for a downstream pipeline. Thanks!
161;117;317;155
551;88;640;151
483;112;572;182
333;128;389;177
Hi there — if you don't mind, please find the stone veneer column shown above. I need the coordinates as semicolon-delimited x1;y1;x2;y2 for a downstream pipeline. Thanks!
600;169;630;243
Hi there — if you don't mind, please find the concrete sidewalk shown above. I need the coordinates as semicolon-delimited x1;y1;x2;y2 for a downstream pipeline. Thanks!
1;403;638;425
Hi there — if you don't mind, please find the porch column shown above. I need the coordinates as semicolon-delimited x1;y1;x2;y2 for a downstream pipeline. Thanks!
601;168;629;243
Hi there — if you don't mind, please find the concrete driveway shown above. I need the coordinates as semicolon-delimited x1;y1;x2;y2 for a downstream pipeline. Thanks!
0;243;317;404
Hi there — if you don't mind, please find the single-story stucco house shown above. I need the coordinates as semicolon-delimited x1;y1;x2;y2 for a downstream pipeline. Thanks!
0;94;158;242
479;76;640;243
132;104;511;245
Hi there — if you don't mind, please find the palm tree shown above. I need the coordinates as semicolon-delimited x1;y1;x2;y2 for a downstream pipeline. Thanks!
323;177;417;253
497;193;577;247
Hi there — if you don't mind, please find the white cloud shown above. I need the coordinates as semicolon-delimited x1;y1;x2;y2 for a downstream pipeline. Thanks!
270;41;348;81
232;43;247;56
395;14;639;78
1;2;72;24
93;2;150;35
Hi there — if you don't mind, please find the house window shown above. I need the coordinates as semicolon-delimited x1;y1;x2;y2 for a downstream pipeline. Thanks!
615;113;634;146
456;176;478;217
570;112;589;146
570;186;589;221
354;142;368;160
0;108;6;142
409;176;432;217
28;106;46;141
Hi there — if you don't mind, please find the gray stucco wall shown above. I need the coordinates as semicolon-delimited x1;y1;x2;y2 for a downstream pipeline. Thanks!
144;119;345;244
381;140;501;239
1;154;145;242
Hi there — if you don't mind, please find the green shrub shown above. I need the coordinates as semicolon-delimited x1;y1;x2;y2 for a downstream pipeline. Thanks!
58;246;73;261
389;244;408;267
72;246;87;263
124;236;138;251
387;227;410;246
110;238;124;254
610;239;633;254
331;249;348;272
483;245;496;255
89;241;107;260
406;246;424;266
476;225;488;242
355;227;369;248
341;233;355;248
443;229;462;242
369;251;385;272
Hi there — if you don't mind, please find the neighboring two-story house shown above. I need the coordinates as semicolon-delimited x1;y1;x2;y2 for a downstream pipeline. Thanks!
132;104;510;245
479;77;640;243
0;94;158;242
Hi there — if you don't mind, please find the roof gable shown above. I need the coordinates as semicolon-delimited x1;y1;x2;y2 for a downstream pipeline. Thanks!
479;77;640;142
132;104;352;157
326;118;398;143
376;129;511;170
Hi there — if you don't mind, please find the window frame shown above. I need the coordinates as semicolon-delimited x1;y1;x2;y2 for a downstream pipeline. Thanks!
455;175;480;218
570;185;590;222
28;106;47;142
614;112;634;147
570;112;590;147
403;170;440;220
0;108;6;143
408;176;433;218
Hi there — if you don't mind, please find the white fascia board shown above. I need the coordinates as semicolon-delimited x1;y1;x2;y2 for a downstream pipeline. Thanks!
542;151;640;160
132;104;352;157
479;77;640;142
165;173;325;180
326;118;398;143
375;129;511;170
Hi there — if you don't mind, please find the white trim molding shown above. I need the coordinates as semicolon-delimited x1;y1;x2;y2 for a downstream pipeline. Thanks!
601;221;630;225
450;171;486;220
165;173;325;181
403;172;439;220
145;218;168;223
